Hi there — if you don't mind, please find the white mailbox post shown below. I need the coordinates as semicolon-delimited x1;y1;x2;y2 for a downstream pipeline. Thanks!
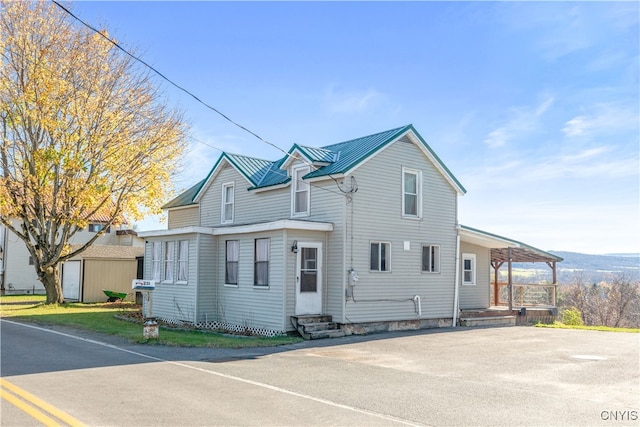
132;280;157;339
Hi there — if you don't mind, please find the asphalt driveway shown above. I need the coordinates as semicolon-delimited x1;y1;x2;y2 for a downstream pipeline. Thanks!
2;321;639;426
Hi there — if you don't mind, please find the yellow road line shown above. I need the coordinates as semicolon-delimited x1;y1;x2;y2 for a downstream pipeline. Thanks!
1;389;61;427
0;378;85;427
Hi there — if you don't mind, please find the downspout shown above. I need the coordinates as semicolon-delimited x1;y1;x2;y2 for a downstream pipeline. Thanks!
452;228;461;327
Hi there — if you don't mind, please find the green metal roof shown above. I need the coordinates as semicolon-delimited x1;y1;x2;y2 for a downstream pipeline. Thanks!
166;125;466;208
162;179;205;209
289;144;338;164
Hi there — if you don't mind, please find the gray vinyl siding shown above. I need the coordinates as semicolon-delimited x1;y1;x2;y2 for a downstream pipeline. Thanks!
344;138;458;322
459;242;491;310
142;234;199;322
196;234;217;322
167;206;199;228
216;231;286;332
306;178;346;322
200;164;290;227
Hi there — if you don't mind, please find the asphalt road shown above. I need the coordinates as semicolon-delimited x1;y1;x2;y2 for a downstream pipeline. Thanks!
1;319;638;426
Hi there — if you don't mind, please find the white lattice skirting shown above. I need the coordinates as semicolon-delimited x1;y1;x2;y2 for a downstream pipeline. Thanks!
156;317;286;337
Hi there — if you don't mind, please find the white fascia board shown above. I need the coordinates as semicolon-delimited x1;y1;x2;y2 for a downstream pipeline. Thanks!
280;148;311;171
212;219;333;236
251;182;290;193
459;227;519;249
405;130;466;196
138;226;214;238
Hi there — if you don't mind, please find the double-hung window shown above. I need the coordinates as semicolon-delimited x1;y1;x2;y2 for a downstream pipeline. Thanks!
254;238;269;286
370;241;391;272
402;168;422;218
292;166;310;216
221;182;234;223
177;240;189;282
152;242;162;282
422;245;440;273
462;253;476;285
225;240;239;285
164;241;175;282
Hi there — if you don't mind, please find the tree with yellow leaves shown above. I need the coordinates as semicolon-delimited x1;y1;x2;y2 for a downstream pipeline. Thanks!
0;1;187;303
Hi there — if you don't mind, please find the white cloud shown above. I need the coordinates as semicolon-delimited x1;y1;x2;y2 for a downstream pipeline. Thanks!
484;95;555;148
324;86;383;114
562;103;638;139
483;127;510;149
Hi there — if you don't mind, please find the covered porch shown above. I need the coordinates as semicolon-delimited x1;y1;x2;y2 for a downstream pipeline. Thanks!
458;225;563;326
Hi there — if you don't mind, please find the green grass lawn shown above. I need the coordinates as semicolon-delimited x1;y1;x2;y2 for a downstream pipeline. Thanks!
0;295;302;347
535;322;639;333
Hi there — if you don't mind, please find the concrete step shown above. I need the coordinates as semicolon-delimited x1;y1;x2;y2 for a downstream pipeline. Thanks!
301;322;340;332
459;315;516;327
308;329;346;340
291;315;344;340
293;315;333;325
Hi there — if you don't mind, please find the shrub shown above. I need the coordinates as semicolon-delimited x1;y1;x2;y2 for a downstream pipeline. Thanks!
562;307;584;326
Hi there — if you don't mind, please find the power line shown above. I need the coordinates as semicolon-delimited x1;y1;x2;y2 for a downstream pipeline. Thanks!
46;1;352;198
51;0;288;157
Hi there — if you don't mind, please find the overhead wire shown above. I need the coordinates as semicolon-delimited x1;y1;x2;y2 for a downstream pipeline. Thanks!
51;0;289;158
45;0;354;198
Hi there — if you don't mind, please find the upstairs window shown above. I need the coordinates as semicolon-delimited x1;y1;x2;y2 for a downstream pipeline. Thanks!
402;168;422;218
221;182;234;223
370;241;391;272
89;223;110;233
422;245;440;273
292;166;310;216
462;253;476;285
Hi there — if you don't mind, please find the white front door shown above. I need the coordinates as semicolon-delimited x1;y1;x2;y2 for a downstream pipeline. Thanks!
62;260;81;301
295;242;322;315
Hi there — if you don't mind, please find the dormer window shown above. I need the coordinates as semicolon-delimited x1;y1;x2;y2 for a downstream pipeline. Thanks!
292;165;310;216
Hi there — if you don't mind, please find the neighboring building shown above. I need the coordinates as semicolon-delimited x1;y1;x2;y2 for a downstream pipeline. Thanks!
63;245;144;302
0;218;144;296
139;124;561;337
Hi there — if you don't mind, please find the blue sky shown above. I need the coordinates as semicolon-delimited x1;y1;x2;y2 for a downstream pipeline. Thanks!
73;1;639;255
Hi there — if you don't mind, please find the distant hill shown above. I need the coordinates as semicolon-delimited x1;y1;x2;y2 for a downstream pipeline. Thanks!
509;251;639;284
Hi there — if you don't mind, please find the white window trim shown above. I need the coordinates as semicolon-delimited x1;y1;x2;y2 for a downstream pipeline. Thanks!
291;165;310;217
221;182;235;224
225;240;239;286
151;241;162;282
254;238;270;287
176;240;189;284
462;253;476;285
402;167;422;219
422;244;440;273
370;241;391;273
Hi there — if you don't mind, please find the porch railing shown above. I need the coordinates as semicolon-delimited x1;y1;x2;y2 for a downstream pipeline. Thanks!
494;282;556;307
